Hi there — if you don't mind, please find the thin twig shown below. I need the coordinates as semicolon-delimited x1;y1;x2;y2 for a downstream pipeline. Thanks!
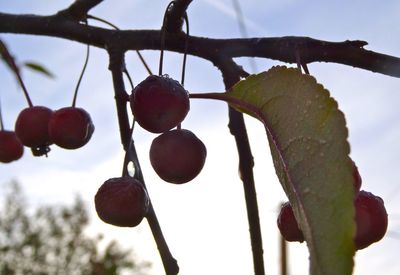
159;2;177;76
123;68;135;90
0;40;33;107
216;58;265;275
72;24;90;107
135;50;153;75
14;67;33;107
180;13;189;86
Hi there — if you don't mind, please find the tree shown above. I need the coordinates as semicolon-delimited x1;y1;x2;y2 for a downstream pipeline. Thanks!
0;1;399;275
0;181;150;274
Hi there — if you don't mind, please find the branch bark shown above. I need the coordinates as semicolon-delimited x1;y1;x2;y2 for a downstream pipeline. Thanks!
1;12;400;78
108;48;179;275
216;57;265;275
57;0;104;21
164;0;193;33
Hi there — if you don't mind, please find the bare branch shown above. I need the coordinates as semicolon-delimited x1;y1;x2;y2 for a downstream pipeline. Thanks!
108;48;179;275
216;57;265;275
1;12;400;78
164;0;193;33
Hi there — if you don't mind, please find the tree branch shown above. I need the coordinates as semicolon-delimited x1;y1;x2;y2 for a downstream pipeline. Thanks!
164;0;193;33
1;12;400;78
108;48;179;275
215;57;265;275
57;0;104;21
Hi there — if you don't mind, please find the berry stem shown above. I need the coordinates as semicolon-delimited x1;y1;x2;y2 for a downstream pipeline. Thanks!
14;66;33;107
295;49;311;75
180;13;189;86
86;14;119;29
123;68;135;91
302;63;310;75
135;50;153;76
122;125;135;176
72;25;90;108
0;39;33;107
159;1;177;76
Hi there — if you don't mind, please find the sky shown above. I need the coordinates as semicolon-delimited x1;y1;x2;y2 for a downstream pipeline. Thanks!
1;0;400;274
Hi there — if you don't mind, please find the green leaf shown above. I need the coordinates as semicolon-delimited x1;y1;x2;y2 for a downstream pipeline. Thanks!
193;66;356;275
23;62;55;78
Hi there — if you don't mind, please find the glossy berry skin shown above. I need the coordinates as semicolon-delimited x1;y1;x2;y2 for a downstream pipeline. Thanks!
354;190;388;250
0;130;24;163
130;75;190;133
15;106;53;148
277;202;305;242
150;129;206;184
48;107;94;149
95;177;149;227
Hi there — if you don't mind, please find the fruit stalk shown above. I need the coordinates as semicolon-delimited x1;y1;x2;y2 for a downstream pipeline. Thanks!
108;49;179;275
11;60;33;107
0;40;33;107
180;13;189;86
72;35;90;108
159;1;177;76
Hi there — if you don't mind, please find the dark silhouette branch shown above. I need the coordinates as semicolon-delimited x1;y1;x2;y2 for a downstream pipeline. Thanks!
1;12;400;78
108;48;179;275
108;48;130;149
57;0;104;21
164;0;193;33
215;57;265;275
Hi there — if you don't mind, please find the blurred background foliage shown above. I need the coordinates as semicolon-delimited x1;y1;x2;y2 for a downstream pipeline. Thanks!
0;181;150;275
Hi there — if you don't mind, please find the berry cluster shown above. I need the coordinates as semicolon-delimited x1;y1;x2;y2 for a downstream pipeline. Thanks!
277;162;388;250
0;105;94;163
94;75;207;227
131;75;207;184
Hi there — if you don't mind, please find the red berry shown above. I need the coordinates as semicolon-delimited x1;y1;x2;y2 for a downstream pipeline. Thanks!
354;190;388;250
48;107;94;149
95;177;149;227
130;75;190;133
277;202;305;242
150;129;206;184
15;106;53;148
351;160;362;194
0;130;24;163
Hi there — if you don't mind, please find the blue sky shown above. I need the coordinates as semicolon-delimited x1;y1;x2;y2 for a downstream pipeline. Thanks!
1;1;400;274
